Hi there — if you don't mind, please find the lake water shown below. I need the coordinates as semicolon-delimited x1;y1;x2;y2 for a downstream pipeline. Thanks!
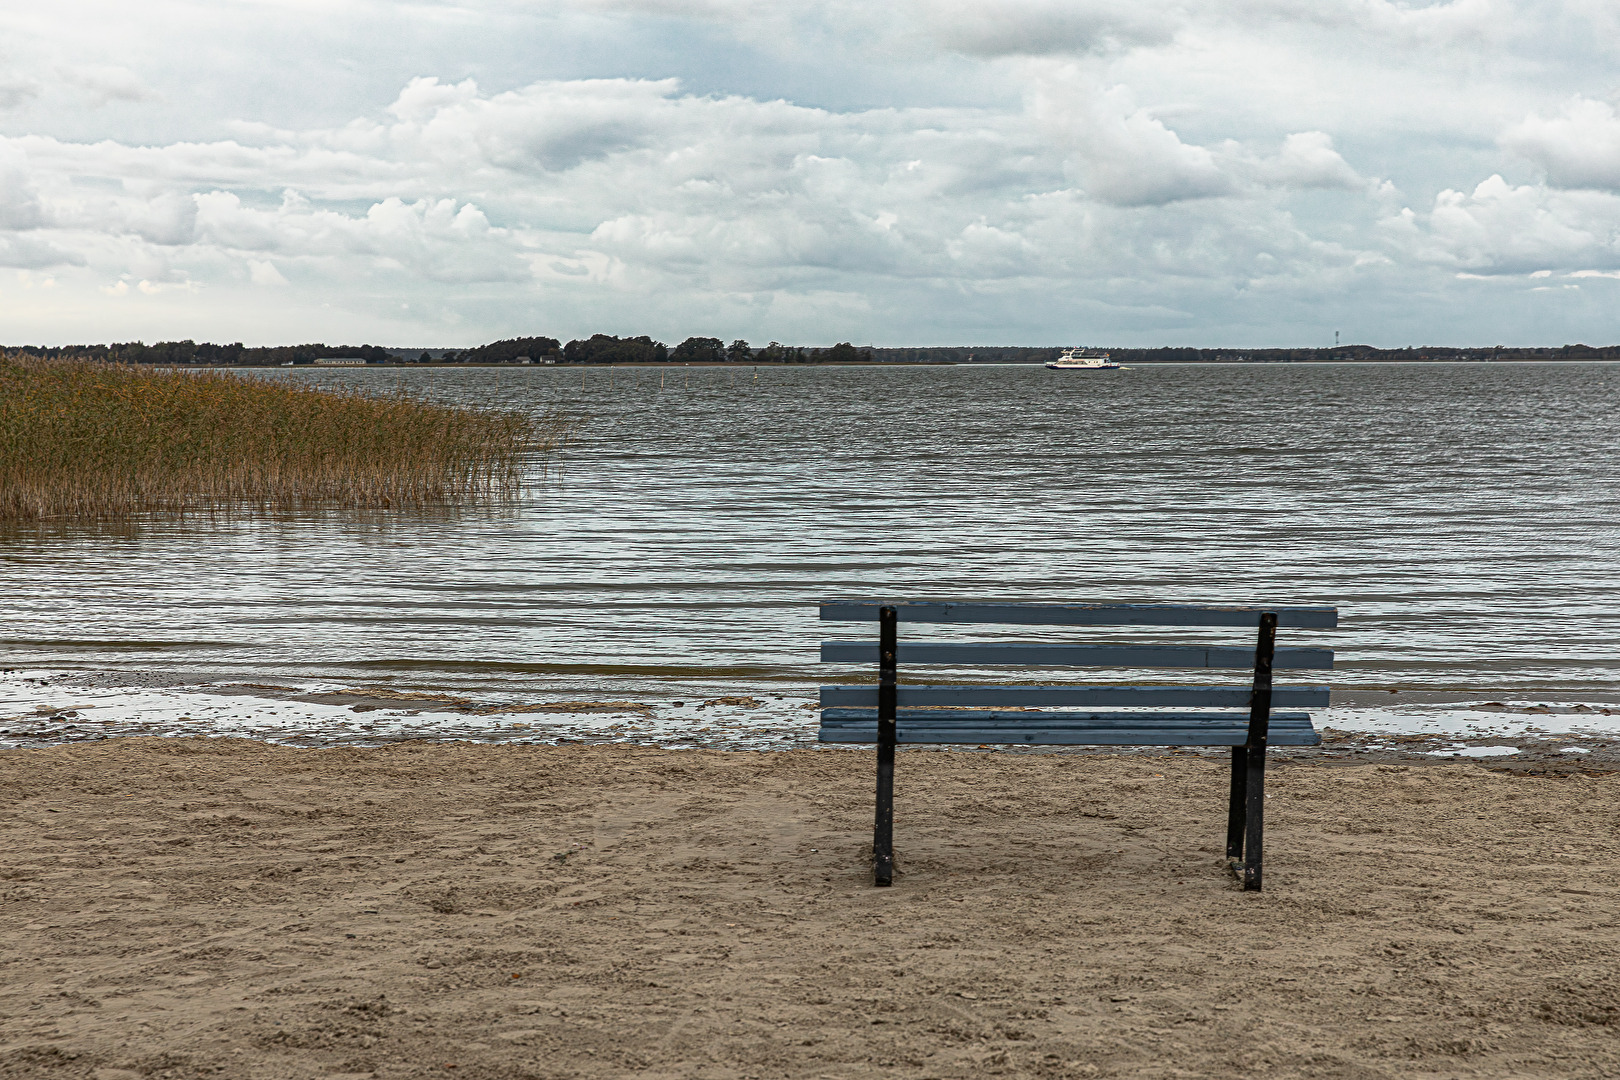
4;362;1619;750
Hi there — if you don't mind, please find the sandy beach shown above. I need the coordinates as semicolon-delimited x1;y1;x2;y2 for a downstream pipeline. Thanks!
2;739;1617;1079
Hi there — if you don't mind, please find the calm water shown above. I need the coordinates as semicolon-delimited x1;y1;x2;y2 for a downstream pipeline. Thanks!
4;362;1620;741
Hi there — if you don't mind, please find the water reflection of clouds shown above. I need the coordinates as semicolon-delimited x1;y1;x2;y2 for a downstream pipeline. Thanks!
7;366;1620;727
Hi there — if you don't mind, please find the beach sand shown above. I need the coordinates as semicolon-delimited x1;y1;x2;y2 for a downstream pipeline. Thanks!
2;739;1616;1079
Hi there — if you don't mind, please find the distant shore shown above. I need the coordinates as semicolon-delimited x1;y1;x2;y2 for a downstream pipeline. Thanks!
108;356;1620;369
13;335;1620;370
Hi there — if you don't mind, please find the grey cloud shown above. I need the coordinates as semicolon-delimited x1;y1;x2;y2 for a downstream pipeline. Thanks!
0;153;46;229
130;193;199;245
910;0;1525;62
378;77;663;173
58;64;160;106
0;234;84;269
921;0;1178;57
0;75;40;110
512;120;649;171
1079;138;1232;206
576;0;768;18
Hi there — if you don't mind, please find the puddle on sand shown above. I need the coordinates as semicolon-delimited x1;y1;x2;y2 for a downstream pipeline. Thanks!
1424;745;1521;758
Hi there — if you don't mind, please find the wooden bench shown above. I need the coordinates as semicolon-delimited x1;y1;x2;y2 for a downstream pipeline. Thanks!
818;601;1337;890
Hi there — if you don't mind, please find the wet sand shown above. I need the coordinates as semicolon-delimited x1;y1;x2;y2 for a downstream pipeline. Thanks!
3;739;1618;1079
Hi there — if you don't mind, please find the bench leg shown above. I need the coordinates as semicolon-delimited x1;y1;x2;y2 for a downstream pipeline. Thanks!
873;604;898;887
874;733;895;886
1241;611;1276;892
1243;744;1266;891
1225;746;1247;859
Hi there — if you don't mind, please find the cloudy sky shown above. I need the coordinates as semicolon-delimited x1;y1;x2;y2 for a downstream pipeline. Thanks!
2;0;1619;347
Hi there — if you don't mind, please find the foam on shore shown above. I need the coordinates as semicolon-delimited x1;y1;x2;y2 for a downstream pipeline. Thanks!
5;669;1619;769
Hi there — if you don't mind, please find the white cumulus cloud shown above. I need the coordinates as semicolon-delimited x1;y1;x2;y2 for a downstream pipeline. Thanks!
1384;174;1620;274
1245;132;1365;190
1502;97;1620;191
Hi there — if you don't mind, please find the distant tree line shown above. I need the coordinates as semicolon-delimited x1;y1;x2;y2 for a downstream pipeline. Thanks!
874;344;1620;363
458;336;561;364
1100;344;1620;363
5;341;398;365
1;335;880;365
8;337;1617;366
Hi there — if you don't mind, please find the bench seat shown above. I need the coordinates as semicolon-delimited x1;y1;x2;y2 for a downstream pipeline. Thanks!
817;709;1321;746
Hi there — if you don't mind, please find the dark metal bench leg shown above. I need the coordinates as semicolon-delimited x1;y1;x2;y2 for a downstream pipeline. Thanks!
874;728;895;886
1244;743;1267;891
1226;746;1247;859
1242;612;1277;892
873;605;898;887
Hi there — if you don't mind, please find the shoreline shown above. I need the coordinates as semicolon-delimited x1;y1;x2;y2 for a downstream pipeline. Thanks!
3;739;1617;1078
5;669;1620;774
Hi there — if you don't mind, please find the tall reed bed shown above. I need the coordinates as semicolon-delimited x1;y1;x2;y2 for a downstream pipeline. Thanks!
0;355;567;521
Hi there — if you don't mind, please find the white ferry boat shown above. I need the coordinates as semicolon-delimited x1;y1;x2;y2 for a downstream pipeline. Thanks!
1045;348;1121;370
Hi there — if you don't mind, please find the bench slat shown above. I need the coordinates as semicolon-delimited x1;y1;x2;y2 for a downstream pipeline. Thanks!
821;708;1312;724
820;601;1338;629
818;684;1331;708
819;728;1320;746
820;642;1334;670
817;711;1320;747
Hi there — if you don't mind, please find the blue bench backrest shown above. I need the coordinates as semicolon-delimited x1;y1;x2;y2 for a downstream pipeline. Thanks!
816;599;1334;744
819;601;1334;713
820;601;1337;628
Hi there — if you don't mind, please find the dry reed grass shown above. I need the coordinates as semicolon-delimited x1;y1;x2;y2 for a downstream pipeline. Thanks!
0;355;568;521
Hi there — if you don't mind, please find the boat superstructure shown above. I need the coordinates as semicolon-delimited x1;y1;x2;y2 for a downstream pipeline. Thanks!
1045;348;1121;370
